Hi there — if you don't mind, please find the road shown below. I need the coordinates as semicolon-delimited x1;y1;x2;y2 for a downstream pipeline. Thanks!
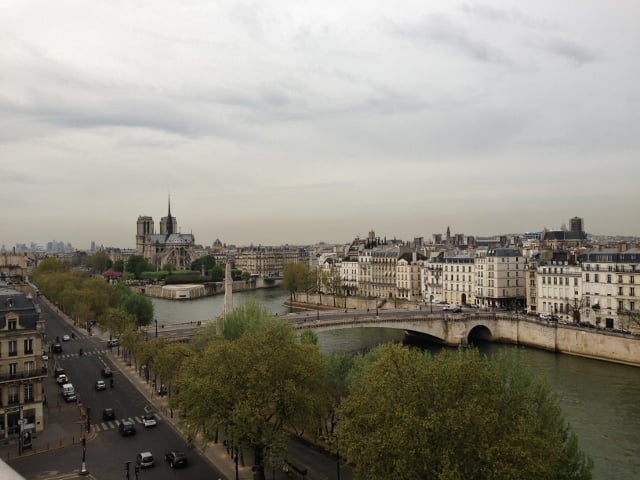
9;299;225;480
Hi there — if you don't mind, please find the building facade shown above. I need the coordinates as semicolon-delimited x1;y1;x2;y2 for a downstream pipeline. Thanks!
0;288;45;440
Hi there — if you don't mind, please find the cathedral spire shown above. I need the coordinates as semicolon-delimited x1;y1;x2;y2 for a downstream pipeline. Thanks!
166;194;174;235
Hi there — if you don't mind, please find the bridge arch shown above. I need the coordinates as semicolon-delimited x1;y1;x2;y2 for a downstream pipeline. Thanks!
466;324;492;344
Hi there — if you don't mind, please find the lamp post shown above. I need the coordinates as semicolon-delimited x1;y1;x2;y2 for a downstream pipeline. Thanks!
155;319;158;338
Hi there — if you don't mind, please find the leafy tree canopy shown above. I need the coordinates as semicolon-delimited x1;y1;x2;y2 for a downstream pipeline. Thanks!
336;345;593;480
121;292;154;327
126;255;154;279
210;264;225;282
86;250;113;274
191;255;216;273
282;262;315;297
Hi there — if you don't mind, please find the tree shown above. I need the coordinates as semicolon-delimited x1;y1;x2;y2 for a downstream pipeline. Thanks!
126;255;154;278
85;250;112;274
321;267;342;307
282;262;314;303
121;293;154;327
210;264;225;282
162;263;174;273
335;344;592;480
191;255;216;273
112;260;125;273
221;300;273;341
99;307;136;338
172;321;327;480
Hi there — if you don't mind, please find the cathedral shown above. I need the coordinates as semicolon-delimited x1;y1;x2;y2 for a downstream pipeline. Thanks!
135;198;197;270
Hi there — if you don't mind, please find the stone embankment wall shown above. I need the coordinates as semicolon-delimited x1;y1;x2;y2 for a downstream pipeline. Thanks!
136;277;282;299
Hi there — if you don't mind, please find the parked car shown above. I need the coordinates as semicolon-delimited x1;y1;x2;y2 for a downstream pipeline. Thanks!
164;450;187;468
53;343;63;353
143;412;157;428
539;313;551;320
62;334;71;341
102;408;115;421
107;339;119;347
101;367;113;378
119;420;136;436
56;374;69;385
95;380;106;391
136;452;155;468
53;367;65;378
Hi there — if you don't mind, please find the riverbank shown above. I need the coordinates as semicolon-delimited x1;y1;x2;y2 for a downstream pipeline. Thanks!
134;277;283;300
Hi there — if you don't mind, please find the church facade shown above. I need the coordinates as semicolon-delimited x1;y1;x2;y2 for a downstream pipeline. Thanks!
135;199;197;270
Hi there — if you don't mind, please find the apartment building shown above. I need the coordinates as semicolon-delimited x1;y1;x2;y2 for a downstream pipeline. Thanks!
396;252;426;302
369;247;399;299
477;248;526;310
421;257;444;304
0;287;45;440
442;254;475;306
536;261;583;322
233;246;308;277
580;248;640;331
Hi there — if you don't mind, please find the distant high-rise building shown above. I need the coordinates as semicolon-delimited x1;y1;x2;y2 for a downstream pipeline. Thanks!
570;216;584;233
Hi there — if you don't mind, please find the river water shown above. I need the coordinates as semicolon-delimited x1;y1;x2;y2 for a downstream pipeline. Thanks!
151;288;640;479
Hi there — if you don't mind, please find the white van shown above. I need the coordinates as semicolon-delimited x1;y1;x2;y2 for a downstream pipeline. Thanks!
61;383;76;402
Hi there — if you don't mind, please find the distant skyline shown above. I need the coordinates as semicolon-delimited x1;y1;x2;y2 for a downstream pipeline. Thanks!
2;1;639;249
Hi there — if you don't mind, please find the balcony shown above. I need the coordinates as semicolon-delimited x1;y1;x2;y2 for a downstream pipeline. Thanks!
0;370;45;383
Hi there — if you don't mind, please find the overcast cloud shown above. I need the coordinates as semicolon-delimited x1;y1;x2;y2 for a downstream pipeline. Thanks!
1;0;638;250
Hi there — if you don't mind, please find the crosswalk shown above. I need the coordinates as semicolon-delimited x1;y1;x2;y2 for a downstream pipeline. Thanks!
93;416;160;433
54;349;108;359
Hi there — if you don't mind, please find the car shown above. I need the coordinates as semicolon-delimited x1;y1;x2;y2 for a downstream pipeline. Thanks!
539;313;551;320
450;307;463;313
95;380;106;391
142;412;157;428
56;374;69;385
101;367;113;378
53;367;65;378
164;450;187;468
53;344;63;353
102;408;115;421
62;334;71;341
107;339;119;347
136;452;155;468
118;420;136;436
526;311;539;317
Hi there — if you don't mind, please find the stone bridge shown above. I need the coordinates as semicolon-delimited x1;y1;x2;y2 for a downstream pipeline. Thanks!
287;310;640;366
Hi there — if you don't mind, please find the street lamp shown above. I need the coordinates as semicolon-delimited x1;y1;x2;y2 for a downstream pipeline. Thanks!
155;319;158;338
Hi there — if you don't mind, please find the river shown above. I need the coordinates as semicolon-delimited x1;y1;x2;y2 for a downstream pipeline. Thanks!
150;288;640;479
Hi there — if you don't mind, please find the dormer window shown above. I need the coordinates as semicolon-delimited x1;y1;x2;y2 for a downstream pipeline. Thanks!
8;320;17;330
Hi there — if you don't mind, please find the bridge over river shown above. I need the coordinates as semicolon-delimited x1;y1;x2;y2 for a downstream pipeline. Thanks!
144;308;640;366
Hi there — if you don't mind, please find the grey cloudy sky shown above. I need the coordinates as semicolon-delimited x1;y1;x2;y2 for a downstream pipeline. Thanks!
1;1;639;250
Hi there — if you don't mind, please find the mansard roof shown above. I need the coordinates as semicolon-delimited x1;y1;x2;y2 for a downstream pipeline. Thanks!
0;287;40;329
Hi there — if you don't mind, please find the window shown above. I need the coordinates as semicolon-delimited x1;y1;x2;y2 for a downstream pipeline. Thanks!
9;363;17;378
23;339;33;355
631;301;636;311
631;287;635;296
574;277;578;286
585;273;590;282
9;340;17;357
607;274;612;283
631;276;635;284
8;320;17;330
595;274;600;283
24;361;35;376
24;383;34;403
8;385;19;404
618;275;623;283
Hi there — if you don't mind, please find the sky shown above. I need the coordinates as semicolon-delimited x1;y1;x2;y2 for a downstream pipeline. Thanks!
1;1;639;250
